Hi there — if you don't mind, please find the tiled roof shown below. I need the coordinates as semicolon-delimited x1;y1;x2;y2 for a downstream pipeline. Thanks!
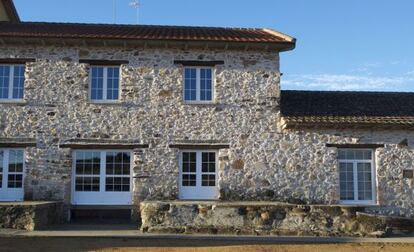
0;22;295;45
280;90;414;128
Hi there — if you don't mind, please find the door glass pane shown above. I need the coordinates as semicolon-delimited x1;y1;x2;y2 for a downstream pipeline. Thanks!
7;174;22;188
7;150;24;189
105;152;130;192
182;152;196;186
75;151;100;192
357;163;373;200
8;150;24;173
0;151;3;188
201;152;216;187
339;162;354;201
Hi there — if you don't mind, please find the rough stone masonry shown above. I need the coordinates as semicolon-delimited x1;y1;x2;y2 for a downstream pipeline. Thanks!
0;45;414;220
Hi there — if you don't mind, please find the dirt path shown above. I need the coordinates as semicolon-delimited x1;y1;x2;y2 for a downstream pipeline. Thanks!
1;237;414;252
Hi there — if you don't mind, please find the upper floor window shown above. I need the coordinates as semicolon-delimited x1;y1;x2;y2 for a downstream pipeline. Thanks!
90;66;119;102
0;65;25;100
184;67;213;102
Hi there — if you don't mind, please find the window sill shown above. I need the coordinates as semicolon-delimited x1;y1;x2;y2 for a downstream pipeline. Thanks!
0;99;27;105
88;100;123;105
182;100;217;105
338;201;377;206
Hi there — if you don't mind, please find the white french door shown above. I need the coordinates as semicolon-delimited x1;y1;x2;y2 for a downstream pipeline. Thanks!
179;150;218;200
0;149;24;201
338;149;376;205
72;150;132;205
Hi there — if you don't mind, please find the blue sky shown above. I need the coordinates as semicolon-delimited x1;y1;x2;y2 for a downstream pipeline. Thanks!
14;0;414;91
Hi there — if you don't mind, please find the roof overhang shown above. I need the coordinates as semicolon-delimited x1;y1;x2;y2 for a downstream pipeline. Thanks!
280;116;414;130
0;35;295;52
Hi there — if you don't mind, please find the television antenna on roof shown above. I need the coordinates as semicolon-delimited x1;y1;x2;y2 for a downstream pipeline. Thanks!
129;0;141;24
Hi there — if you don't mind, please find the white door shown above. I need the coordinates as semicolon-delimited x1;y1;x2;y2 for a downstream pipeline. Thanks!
0;149;24;201
72;150;132;205
179;150;218;200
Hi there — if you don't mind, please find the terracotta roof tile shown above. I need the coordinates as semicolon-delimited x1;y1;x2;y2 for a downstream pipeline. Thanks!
0;22;295;45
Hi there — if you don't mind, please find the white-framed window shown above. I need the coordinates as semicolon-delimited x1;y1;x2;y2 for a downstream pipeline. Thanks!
0;149;25;201
183;67;214;102
72;150;132;205
0;64;25;101
179;150;218;200
89;66;120;102
338;149;376;205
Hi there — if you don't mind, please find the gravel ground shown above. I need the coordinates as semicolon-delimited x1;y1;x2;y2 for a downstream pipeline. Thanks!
1;237;414;252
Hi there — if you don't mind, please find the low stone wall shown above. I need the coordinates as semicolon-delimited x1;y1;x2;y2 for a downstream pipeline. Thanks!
140;201;405;237
0;201;65;231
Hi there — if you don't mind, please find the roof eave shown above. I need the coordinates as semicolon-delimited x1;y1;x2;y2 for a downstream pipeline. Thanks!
0;35;296;52
281;117;414;130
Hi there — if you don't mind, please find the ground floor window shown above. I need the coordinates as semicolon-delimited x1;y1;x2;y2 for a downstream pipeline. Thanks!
338;149;375;204
179;150;218;200
0;149;24;201
72;150;132;205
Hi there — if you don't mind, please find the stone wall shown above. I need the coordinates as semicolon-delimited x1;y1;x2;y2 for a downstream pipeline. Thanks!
0;202;65;231
0;45;413;218
140;201;398;237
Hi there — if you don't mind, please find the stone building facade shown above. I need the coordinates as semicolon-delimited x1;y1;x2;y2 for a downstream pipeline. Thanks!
1;44;413;218
0;0;414;224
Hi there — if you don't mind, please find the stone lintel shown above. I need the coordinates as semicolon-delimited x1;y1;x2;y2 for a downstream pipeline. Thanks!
0;138;37;148
79;59;129;66
326;143;385;149
169;143;230;149
59;143;149;149
173;60;225;66
59;139;148;149
0;58;36;64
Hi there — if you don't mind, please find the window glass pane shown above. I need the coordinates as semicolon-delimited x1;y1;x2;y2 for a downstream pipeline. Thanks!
0;150;3;173
338;149;372;161
184;68;197;101
357;163;373;200
0;65;10;99
8;150;24;173
91;66;104;100
12;65;25;99
200;68;212;101
0;151;3;188
339;162;354;201
106;67;119;100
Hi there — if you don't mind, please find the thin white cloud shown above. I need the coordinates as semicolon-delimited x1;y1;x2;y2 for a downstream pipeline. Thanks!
282;72;414;91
